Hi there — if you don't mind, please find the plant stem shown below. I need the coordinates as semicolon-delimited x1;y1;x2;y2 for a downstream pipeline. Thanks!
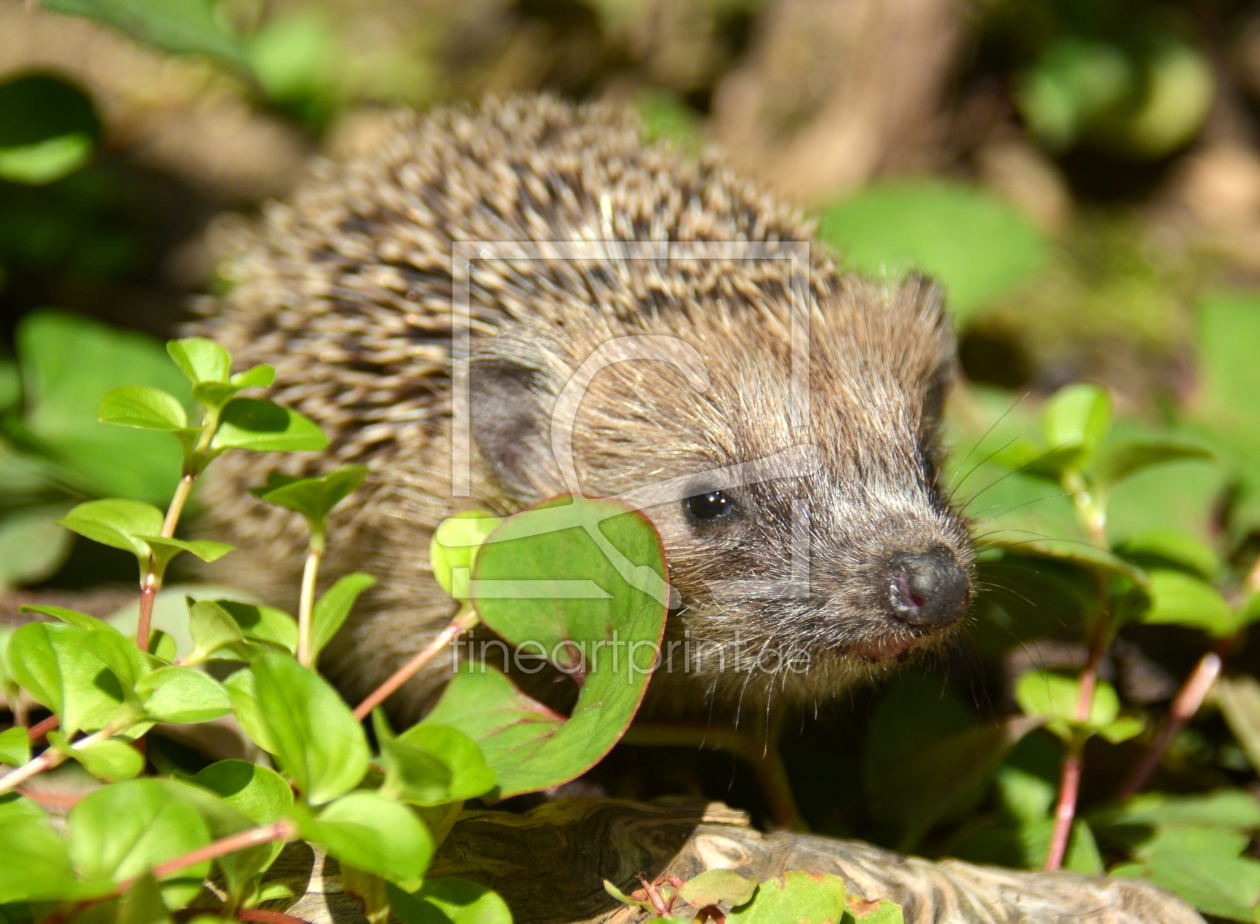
1116;650;1223;800
161;473;196;539
1044;599;1109;871
353;608;480;720
1045;738;1084;871
237;910;311;924
137;465;201;651
150;820;296;881
35;821;297;924
27;714;59;742
136;571;160;652
296;531;324;668
0;749;61;794
0;725;113;796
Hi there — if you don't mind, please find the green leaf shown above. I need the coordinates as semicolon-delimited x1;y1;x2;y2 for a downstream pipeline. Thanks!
49;732;143;782
1114;528;1220;581
98;387;188;432
58;498;164;566
69;779;212;906
1193;292;1260;443
159;775;285;904
966;467;1147;584
310;572;374;666
1014;671;1127;741
0;728;29;767
39;0;251;69
1042;383;1112;463
229;365;275;390
430;512;501;600
1111;853;1260;922
249;654;369;804
184;599;246;665
1095;716;1145;744
816;180;1046;320
192;761;292;826
117;873;171;924
728;871;848;923
0;507;74;592
1094;439;1214;490
135;666;231;724
0;798;113;903
212;600;297;654
211;398;328;453
223;669;278;758
676;870;758;909
135;536;234;569
292;792;433;884
251;465;370;528
388;878;512;924
10;311;189;504
1141;569;1236;637
80;627;149;687
19;605;118;635
8;622;126;735
424;496;668;798
1093;790;1260;832
166;339;230;386
191;381;239;409
0;74;99;185
380;723;496;806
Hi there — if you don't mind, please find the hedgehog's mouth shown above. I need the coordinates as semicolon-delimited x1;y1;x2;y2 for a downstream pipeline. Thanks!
849;633;920;662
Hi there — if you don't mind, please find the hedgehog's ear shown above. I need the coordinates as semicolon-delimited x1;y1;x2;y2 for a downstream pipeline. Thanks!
467;355;557;501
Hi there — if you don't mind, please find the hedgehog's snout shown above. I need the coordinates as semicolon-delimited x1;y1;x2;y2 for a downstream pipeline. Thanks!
885;545;970;628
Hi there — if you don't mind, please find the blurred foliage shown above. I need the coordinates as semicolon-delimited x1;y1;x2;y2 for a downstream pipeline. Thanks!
4;0;1260;921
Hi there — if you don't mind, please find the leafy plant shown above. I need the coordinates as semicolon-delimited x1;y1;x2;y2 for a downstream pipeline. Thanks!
0;336;676;924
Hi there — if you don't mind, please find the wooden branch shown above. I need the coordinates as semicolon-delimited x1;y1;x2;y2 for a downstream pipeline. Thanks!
241;799;1203;924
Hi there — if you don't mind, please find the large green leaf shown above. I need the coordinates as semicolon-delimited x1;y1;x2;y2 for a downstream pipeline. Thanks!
728;871;849;924
68;779;212;907
423;496;667;798
0;796;113;903
6;311;190;503
39;0;250;69
8;622;128;735
248;653;369;804
291;792;432;885
817;180;1047;320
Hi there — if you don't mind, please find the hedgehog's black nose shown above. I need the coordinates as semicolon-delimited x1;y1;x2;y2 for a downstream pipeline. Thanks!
887;546;969;627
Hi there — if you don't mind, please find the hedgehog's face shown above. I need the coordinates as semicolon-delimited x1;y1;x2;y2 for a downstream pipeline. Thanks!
469;277;973;711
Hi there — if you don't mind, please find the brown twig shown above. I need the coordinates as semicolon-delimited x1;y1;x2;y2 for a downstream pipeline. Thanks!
352;608;480;721
35;820;298;924
1115;651;1223;800
27;714;59;742
1044;614;1108;871
237;910;311;924
15;786;81;809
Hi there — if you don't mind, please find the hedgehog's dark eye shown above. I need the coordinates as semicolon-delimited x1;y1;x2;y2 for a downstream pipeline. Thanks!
686;490;735;521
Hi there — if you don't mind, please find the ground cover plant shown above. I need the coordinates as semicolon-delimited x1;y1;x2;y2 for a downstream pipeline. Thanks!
5;0;1260;922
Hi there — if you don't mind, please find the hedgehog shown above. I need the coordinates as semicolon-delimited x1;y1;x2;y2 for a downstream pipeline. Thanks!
198;95;973;725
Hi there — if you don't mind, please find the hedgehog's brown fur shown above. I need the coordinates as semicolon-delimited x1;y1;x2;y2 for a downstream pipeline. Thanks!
199;96;972;725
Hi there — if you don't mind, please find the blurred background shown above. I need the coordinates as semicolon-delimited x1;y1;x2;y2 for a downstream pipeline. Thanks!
1;0;1258;400
6;0;1260;907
